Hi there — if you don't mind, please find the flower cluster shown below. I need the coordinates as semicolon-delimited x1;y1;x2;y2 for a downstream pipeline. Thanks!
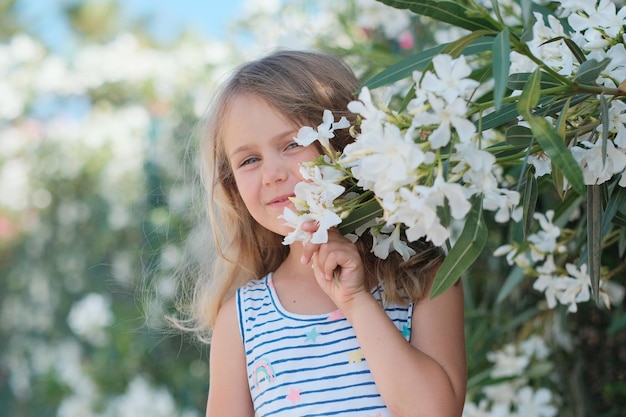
463;336;558;417
282;53;520;259
281;0;626;309
512;0;626;186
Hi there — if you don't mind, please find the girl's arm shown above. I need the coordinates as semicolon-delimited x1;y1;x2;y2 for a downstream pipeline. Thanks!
345;278;466;417
304;230;466;417
205;296;255;417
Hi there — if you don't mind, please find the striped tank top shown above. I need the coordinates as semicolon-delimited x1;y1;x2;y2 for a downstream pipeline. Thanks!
236;272;413;417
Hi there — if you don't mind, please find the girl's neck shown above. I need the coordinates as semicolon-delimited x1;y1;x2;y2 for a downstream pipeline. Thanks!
271;242;337;315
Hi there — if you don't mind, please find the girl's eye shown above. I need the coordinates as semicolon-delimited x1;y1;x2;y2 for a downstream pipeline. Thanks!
285;142;301;151
240;156;259;167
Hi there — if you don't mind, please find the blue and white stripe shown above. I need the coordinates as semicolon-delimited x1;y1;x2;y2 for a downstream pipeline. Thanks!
236;273;413;417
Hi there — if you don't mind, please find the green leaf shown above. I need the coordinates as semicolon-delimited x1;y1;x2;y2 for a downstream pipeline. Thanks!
338;198;383;235
525;115;586;196
505;125;533;146
517;68;542;114
480;101;520;130
431;196;488;298
600;95;609;167
507;72;563;90
602;185;626;237
443;29;493;58
564;38;586;64
363;44;445;90
573;57;612;84
520;0;534;42
587;184;602;305
522;169;538;239
496;266;525;304
363;36;494;89
492;28;511;111
376;0;500;32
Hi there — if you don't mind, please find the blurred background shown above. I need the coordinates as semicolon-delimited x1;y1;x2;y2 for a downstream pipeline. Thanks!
0;0;624;416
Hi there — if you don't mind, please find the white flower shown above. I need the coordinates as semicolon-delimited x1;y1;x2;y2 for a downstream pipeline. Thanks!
571;139;626;185
520;335;551;360
483;381;520;407
528;210;562;255
601;99;626;148
281;208;316;245
343;121;429;198
556;0;592;16
559;263;592;312
462;400;490;417
372;224;416;261
515;387;558;417
412;94;476;148
295;109;350;151
348;86;386;133
390;187;450;246
529;13;575;76
281;162;345;245
67;293;113;346
420;54;479;103
106;376;178;417
533;256;564;308
487;343;530;378
528;153;552;177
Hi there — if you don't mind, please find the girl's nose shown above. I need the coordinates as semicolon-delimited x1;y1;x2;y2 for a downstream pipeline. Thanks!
262;159;289;185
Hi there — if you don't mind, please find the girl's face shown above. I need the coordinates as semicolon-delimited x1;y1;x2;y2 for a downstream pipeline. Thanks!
222;94;320;236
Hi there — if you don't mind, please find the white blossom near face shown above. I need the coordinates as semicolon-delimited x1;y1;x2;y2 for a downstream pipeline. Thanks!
295;109;349;152
343;121;429;197
281;162;345;245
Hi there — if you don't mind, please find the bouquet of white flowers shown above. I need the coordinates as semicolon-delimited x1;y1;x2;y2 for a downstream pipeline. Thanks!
281;0;626;308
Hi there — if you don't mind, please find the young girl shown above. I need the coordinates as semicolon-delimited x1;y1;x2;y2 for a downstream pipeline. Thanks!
191;50;466;417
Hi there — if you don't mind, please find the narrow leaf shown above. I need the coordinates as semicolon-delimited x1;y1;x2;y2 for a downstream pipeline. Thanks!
522;169;538;239
364;36;494;89
573;57;612;84
431;196;488;298
525;115;586;196
443;30;493;58
587;185;602;305
493;28;511;111
600;94;609;167
507;72;562;90
602;185;626;237
338;198;383;235
496;266;525;304
376;0;500;32
480;101;520;131
564;38;586;64
520;0;534;42
517;68;542;114
364;44;445;89
505;125;533;146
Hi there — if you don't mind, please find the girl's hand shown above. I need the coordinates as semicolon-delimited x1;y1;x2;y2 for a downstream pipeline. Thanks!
300;222;368;310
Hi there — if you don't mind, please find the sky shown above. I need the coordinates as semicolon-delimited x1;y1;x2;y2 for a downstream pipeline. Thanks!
14;0;245;49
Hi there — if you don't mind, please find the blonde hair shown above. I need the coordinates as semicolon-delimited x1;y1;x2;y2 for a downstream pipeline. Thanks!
179;50;443;342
